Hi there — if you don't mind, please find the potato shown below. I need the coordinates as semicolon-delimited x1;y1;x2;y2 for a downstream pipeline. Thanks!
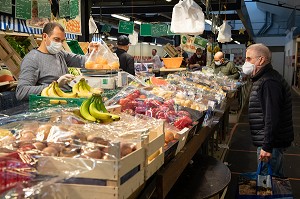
81;147;102;159
36;124;52;141
33;142;46;151
42;146;58;156
120;143;136;157
60;147;79;157
20;132;36;141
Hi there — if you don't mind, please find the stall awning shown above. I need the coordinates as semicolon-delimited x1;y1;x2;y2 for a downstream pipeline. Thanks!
0;15;76;40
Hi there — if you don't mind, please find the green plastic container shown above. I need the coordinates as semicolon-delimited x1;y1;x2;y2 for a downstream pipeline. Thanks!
67;40;84;55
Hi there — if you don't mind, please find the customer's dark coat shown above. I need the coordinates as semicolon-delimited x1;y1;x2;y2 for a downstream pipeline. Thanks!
248;63;294;152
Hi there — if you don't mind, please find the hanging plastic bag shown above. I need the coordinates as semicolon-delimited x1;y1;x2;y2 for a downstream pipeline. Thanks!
217;20;232;43
170;0;205;35
85;41;120;70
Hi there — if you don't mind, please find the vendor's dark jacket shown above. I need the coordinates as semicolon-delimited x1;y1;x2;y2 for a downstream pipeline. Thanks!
188;53;206;67
115;48;135;75
210;59;240;79
248;63;294;153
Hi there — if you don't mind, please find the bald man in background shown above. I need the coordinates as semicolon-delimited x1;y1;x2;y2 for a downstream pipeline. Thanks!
210;51;240;79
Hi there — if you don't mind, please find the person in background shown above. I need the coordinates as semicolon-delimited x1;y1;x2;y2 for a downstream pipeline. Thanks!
243;43;294;177
115;35;135;75
188;48;206;70
16;22;97;101
176;46;189;67
151;49;163;69
210;51;240;79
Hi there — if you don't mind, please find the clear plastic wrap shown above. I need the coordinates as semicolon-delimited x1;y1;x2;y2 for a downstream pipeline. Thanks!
0;108;164;198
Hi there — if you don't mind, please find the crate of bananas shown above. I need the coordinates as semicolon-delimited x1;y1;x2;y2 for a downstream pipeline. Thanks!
29;78;102;111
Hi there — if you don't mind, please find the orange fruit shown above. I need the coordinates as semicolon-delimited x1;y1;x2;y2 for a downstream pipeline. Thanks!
85;61;96;69
96;57;108;65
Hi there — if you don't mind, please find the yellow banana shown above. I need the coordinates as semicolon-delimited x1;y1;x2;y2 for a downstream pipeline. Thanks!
78;79;93;98
41;86;50;97
72;81;80;94
47;82;60;97
80;98;96;122
89;101;112;120
53;81;77;98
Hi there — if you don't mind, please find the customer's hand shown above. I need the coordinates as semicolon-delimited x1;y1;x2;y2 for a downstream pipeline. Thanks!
57;74;75;87
259;148;272;162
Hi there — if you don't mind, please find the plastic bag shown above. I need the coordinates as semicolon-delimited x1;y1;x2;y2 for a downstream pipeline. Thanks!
237;162;294;199
170;0;205;35
217;20;232;43
85;41;120;70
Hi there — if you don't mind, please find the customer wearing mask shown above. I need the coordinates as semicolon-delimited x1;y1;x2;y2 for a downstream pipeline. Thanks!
16;22;96;101
115;35;135;75
188;48;206;70
210;51;240;79
243;43;293;177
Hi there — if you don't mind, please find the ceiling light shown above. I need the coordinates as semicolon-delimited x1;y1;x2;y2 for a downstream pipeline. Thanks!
157;44;162;47
166;0;172;2
107;36;117;41
111;14;142;25
150;43;156;46
234;40;241;44
205;19;212;25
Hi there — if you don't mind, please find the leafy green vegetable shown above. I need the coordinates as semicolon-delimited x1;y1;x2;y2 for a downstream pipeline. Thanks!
5;35;32;58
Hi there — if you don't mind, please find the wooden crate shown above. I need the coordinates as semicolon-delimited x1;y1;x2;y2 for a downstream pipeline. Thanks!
143;121;165;180
37;142;145;199
0;32;38;79
174;127;190;155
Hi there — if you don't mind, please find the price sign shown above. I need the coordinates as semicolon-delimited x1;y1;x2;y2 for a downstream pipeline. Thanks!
118;21;134;34
38;0;51;18
0;0;12;14
15;0;32;19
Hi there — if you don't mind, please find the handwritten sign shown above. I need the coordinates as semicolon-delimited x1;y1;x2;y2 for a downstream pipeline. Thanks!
38;0;51;19
69;0;79;19
194;36;208;48
140;23;152;36
151;23;168;37
59;0;70;18
0;0;12;14
15;0;32;19
118;21;134;34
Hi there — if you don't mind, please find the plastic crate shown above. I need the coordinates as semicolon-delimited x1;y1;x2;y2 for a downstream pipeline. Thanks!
29;94;86;111
67;40;84;55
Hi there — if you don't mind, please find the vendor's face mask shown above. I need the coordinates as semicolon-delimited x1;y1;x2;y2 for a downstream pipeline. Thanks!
45;35;62;54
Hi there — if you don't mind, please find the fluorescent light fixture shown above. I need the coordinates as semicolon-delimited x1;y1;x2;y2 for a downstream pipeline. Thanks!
166;0;172;2
234;40;241;44
156;44;163;47
107;36;117;41
111;14;130;21
111;14;142;25
205;19;212;25
150;43;156;46
142;42;149;45
101;35;105;38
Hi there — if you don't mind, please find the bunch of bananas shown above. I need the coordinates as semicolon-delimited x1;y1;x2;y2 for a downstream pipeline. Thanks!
73;78;99;98
80;94;120;123
41;78;100;98
41;81;77;98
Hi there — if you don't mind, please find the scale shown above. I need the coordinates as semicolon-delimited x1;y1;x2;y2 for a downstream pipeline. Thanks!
69;70;129;89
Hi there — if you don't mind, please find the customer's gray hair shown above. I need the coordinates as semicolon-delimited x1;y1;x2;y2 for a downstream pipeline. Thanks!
247;43;271;62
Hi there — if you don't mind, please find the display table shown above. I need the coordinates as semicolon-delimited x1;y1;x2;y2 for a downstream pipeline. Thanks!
159;67;187;72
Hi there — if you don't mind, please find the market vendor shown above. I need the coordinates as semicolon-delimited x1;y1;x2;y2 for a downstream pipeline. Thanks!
188;48;206;70
209;51;240;79
115;35;135;75
16;22;97;101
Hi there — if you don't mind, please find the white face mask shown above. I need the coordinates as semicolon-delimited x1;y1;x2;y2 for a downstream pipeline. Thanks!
214;61;221;66
46;40;62;54
242;61;255;75
197;55;201;58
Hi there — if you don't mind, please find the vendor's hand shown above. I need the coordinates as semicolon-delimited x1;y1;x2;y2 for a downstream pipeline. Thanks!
88;42;100;52
259;148;272;162
57;74;75;87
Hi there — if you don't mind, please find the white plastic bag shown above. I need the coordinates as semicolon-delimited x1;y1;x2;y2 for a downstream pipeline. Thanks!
170;0;205;35
217;20;232;43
